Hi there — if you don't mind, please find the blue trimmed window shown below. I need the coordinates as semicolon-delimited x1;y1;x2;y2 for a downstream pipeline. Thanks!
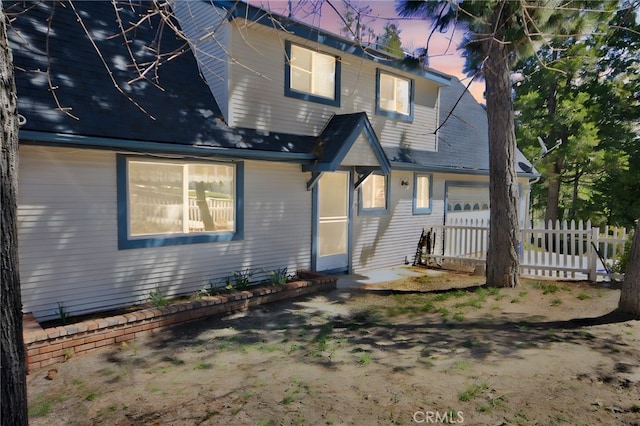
375;69;414;122
285;41;341;107
358;173;389;215
117;155;244;249
413;173;432;214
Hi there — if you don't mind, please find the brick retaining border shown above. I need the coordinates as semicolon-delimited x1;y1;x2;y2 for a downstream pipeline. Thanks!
23;271;337;372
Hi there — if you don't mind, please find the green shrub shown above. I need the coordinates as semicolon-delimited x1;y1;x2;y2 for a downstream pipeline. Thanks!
232;269;254;290
55;302;68;325
148;287;169;307
611;231;634;273
269;267;288;285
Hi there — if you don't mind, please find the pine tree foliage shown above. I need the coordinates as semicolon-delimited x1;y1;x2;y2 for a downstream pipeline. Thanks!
515;2;640;227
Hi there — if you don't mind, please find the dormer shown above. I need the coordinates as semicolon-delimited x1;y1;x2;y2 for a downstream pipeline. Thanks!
172;1;451;153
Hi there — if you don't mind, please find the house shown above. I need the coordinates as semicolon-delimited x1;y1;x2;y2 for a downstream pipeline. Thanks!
9;0;536;322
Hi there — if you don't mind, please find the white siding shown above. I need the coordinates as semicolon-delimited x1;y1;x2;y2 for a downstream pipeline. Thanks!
352;171;444;273
341;133;379;167
351;172;532;272
225;21;440;152
18;146;311;321
172;1;229;119
174;8;442;152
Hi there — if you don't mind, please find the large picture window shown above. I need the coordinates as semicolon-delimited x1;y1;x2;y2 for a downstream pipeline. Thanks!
359;173;389;215
285;41;340;106
117;156;243;249
376;69;413;122
413;174;432;214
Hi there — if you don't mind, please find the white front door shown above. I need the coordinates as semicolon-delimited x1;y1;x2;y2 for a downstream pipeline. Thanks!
315;171;350;272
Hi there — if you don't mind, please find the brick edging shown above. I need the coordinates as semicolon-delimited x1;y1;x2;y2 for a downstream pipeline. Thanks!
24;272;337;371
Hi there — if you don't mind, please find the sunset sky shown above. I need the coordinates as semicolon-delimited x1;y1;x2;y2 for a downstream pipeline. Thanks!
251;0;486;102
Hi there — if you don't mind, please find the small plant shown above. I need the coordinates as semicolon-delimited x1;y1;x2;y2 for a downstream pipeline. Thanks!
55;302;68;325
194;361;213;370
224;276;234;291
199;279;217;296
486;287;500;296
455;360;470;371
269;267;289;285
453;311;465;322
85;392;98;401
478;395;507;413
530;281;559;294
454;298;483;309
281;395;294;405
148;287;169;307
434;308;448;318
550;298;562;306
28;398;52;417
28;394;65;417
358;352;371;365
232;269;254;290
64;349;74;362
577;292;591;300
611;232;633;273
458;382;487;402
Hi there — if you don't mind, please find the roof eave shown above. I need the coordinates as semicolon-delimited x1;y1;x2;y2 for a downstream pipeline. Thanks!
19;130;316;163
390;161;540;179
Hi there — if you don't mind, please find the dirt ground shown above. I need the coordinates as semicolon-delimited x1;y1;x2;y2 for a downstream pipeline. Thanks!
27;269;640;425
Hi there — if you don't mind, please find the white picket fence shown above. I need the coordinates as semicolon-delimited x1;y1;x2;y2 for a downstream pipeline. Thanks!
425;219;629;281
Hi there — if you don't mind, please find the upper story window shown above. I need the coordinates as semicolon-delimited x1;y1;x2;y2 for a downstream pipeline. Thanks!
285;41;341;107
117;156;244;249
376;69;414;122
413;173;432;214
359;173;389;215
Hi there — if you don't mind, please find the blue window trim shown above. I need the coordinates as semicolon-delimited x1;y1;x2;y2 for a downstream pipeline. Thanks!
284;40;341;107
413;173;432;215
116;155;244;250
358;173;390;216
375;68;414;123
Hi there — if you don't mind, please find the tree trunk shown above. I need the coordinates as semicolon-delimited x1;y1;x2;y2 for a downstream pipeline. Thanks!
483;7;520;288
194;181;215;231
543;70;561;226
569;166;582;221
618;221;640;317
544;160;562;224
0;3;28;425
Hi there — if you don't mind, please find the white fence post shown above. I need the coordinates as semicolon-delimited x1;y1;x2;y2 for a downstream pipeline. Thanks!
588;226;599;282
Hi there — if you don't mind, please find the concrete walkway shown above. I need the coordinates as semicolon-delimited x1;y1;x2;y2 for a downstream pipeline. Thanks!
335;265;429;289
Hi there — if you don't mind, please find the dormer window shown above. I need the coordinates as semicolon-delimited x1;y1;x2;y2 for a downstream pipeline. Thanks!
285;41;341;107
376;69;414;122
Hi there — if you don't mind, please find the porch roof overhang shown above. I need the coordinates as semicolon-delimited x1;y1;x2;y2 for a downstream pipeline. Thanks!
302;113;391;190
302;112;390;174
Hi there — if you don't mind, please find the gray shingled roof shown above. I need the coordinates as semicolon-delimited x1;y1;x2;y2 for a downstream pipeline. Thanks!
386;77;535;176
310;112;390;173
8;0;315;156
9;1;533;176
